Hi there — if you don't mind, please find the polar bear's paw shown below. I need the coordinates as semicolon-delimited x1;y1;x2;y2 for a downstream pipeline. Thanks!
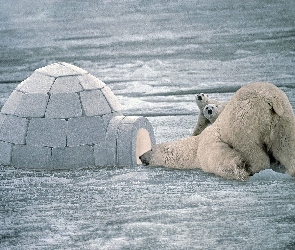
219;156;251;181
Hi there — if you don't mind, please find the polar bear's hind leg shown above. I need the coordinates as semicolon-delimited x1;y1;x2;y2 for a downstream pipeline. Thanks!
198;141;251;181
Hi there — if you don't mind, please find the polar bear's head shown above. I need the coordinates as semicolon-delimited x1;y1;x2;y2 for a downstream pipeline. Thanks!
139;145;168;167
195;93;209;109
203;104;220;123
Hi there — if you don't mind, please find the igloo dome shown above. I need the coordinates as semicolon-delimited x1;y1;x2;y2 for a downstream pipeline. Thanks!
0;62;155;169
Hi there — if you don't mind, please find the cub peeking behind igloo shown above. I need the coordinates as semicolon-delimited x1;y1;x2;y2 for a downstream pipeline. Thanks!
193;93;227;135
140;82;295;181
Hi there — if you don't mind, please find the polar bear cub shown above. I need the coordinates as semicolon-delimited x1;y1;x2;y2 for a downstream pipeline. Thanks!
203;104;225;123
193;93;226;135
195;93;213;110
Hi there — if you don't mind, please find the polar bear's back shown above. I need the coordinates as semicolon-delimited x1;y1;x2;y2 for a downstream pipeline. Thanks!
213;82;295;171
216;82;291;139
229;82;293;117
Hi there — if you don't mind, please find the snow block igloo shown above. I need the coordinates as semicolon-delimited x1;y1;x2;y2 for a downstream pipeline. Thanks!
0;62;155;169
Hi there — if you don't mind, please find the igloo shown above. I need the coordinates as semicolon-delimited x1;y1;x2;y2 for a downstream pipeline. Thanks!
0;62;155;169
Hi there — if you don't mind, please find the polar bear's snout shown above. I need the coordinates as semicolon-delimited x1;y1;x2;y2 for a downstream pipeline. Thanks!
139;151;151;165
205;106;214;115
196;93;207;101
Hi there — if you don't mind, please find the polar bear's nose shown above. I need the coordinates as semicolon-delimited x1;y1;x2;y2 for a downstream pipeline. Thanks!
208;109;212;115
139;155;149;165
197;95;202;100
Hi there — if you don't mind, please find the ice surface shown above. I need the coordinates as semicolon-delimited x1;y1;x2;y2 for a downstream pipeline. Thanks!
1;0;295;249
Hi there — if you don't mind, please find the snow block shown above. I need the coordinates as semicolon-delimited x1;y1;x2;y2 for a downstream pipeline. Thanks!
16;93;48;118
67;116;105;147
11;145;52;169
59;62;88;75
0;114;5;128
101;86;122;112
16;71;55;94
104;116;125;166
116;116;155;166
80;89;111;116
101;112;119;129
36;62;82;77
45;93;82;118
51;145;95;169
78;74;106;90
0;114;28;144
1;90;23;115
26;118;67;147
50;76;82;94
0;141;12;165
1;91;48;118
103;116;155;166
94;139;107;166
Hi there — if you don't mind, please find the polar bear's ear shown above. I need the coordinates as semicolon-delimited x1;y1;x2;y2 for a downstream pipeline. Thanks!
268;97;284;117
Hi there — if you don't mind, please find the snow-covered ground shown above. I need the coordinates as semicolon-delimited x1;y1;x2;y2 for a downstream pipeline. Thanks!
1;0;295;249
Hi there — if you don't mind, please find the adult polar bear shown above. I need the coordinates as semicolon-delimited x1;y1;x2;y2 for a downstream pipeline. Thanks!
140;82;295;181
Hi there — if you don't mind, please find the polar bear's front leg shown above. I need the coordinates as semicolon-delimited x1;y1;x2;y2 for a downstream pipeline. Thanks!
193;114;210;136
237;143;271;174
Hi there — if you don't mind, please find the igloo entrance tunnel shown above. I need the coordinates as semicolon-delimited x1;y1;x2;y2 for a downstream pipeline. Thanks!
0;62;155;169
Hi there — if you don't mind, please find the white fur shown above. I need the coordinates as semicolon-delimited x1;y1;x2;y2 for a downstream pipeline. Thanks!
195;93;211;110
140;82;295;181
203;104;223;123
193;93;226;135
